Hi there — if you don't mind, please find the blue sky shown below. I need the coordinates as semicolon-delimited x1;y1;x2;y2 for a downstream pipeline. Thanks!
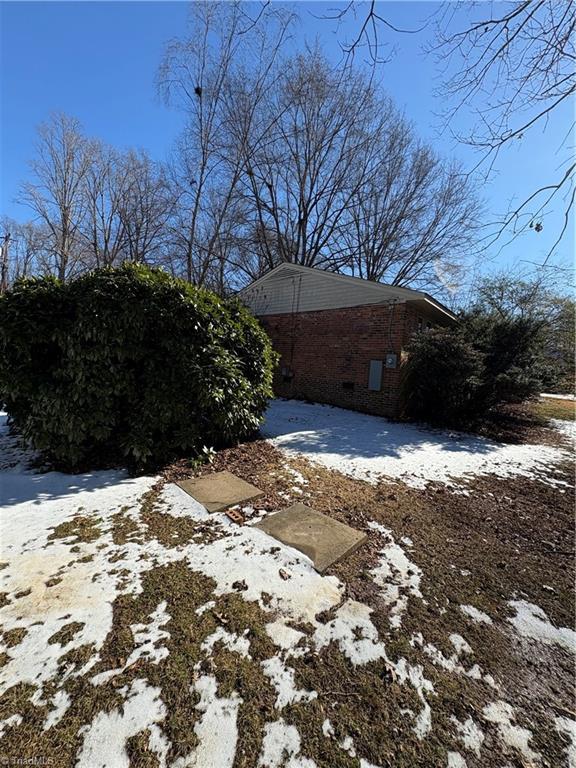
1;1;573;279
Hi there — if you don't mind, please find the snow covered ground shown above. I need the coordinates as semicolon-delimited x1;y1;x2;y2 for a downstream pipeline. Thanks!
263;399;574;489
0;416;442;764
0;410;574;767
551;418;576;444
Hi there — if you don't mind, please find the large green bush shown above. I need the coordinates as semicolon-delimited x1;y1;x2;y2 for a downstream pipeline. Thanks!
402;312;548;426
461;310;549;408
401;328;483;424
0;264;277;469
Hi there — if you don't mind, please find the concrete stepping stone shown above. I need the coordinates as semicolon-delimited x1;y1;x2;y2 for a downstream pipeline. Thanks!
177;471;263;513
255;502;367;573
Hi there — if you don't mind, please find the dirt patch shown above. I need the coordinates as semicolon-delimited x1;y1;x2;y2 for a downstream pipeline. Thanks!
170;436;575;767
164;435;574;626
111;506;141;546
162;440;290;517
126;730;161;768
468;401;573;446
122;484;223;547
1;426;573;768
141;508;205;547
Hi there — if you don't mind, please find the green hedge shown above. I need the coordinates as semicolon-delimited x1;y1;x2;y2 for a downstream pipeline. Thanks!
0;264;277;469
401;328;483;425
401;314;547;426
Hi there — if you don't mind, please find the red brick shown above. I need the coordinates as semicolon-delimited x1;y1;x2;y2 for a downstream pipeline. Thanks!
258;303;436;417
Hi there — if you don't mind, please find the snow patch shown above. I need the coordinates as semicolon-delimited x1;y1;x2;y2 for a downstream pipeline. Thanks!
201;626;251;658
43;690;71;731
395;659;435;739
147;723;170;765
449;634;472;655
339;735;356;757
451;715;484;757
283;464;308;486
313;599;388;666
129;600;171;665
447;753;467;768
415;635;495;688
368;522;423;628
483;700;540;764
508;600;576;653
261;656;317;709
263;399;571;489
172;675;240;768
265;619;306;653
90;601;172;686
195;600;216;616
77;679;166;768
258;718;317;768
551;419;576;445
555;716;576;768
322;719;335;738
541;393;575;400
0;713;22;739
460;605;493;625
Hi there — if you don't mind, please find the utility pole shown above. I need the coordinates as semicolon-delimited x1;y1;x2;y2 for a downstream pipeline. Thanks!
0;232;11;294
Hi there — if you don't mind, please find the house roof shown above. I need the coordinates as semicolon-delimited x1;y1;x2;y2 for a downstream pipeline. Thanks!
238;263;457;323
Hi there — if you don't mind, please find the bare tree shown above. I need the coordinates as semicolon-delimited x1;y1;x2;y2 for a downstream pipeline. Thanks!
80;141;129;267
234;49;390;276
20;113;93;281
432;0;575;263
344;119;478;290
313;0;426;65
117;150;174;265
0;229;11;293
0;218;49;287
227;49;479;291
158;0;293;285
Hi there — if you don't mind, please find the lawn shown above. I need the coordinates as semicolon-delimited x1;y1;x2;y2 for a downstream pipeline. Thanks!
536;396;576;422
0;402;574;768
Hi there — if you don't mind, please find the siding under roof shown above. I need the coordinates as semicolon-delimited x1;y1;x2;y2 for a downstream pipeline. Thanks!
238;264;457;323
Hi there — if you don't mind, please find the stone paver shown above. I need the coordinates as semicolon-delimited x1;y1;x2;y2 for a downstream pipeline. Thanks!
177;471;263;513
255;502;367;572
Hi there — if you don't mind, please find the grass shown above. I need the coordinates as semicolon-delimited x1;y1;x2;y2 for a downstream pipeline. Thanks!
2;628;28;648
47;514;103;545
0;424;573;767
48;623;85;646
535;396;575;421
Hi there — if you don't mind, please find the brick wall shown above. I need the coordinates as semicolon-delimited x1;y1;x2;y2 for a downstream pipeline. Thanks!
258;302;427;418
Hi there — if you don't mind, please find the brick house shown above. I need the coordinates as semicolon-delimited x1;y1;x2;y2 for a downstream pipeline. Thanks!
239;264;457;418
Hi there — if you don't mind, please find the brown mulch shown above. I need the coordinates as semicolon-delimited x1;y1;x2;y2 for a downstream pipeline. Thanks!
162;438;297;517
157;424;575;766
163;434;575;629
466;402;571;446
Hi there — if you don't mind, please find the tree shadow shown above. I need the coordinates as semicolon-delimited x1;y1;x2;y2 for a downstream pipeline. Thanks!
0;413;132;508
0;467;131;508
262;399;501;462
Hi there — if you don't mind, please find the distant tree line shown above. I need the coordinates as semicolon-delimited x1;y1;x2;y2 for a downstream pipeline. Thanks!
1;2;480;298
